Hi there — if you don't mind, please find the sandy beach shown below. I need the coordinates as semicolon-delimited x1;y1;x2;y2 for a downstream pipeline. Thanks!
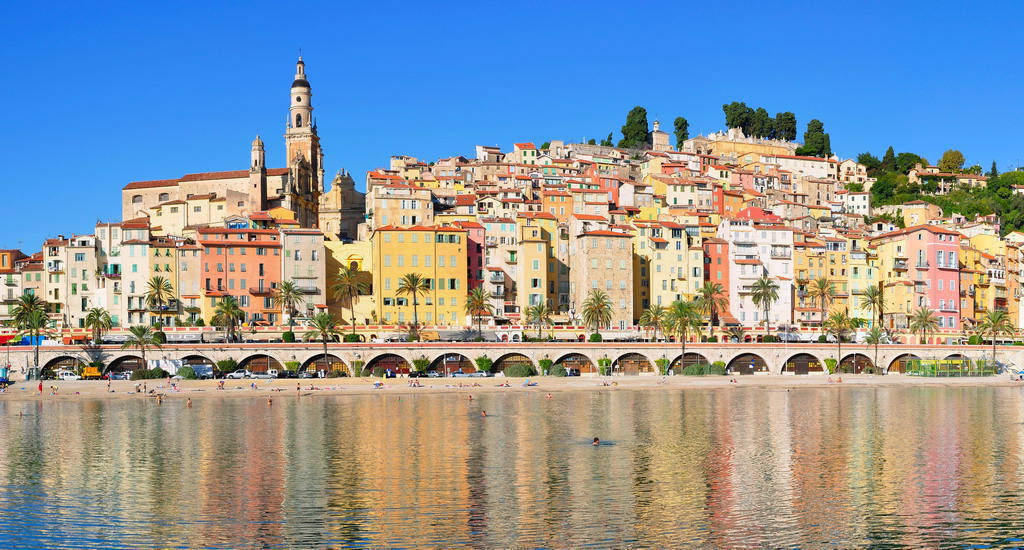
1;373;1021;403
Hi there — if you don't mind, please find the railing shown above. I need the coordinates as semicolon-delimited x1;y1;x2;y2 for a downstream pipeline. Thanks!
915;261;930;269
893;260;908;269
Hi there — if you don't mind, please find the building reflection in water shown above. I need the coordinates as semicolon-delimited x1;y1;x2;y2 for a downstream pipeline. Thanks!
2;386;1024;547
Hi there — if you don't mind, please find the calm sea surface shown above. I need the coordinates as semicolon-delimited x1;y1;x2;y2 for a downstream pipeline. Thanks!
2;386;1024;549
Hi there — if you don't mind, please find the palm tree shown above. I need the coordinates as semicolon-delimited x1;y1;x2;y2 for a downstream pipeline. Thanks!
463;287;493;340
212;295;245;343
726;326;747;343
666;300;702;372
396;273;430;340
695;282;728;341
977;309;1014;370
824;310;852;373
908;307;938;346
810;277;836;335
84;307;113;345
12;292;45;327
303;312;343;375
639;306;667;342
859;285;886;328
581;289;613;336
273;280;305;327
526;303;554;339
331;266;368;337
16;309;55;379
121;325;162;371
144;276;174;325
750;276;780;336
863;325;886;375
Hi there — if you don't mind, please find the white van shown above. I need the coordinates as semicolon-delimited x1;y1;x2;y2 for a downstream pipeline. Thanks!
57;370;81;381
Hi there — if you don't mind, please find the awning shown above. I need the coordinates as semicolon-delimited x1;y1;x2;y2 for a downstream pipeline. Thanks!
166;334;202;342
0;335;18;345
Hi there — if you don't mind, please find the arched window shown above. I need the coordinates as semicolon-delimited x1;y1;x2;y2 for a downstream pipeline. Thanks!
132;195;143;204
158;193;169;202
295;114;302;128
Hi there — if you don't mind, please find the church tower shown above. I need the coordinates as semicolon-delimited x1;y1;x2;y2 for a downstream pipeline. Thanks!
248;135;267;211
284;57;323;192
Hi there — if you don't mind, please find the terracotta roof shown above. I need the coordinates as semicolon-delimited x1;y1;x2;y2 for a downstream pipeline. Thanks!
124;179;178;190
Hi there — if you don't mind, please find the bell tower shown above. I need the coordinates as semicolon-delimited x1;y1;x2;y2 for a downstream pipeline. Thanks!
284;57;322;191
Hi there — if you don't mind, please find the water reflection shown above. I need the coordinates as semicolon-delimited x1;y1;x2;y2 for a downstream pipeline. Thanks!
2;387;1024;548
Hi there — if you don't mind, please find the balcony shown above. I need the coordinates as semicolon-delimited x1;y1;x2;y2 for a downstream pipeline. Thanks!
4;276;15;286
46;262;64;273
915;261;930;269
506;255;518;264
296;286;319;294
489;273;504;283
249;287;273;296
770;248;792;259
102;271;121;279
893;260;908;270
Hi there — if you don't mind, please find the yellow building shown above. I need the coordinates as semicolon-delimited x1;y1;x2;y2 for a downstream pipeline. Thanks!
371;225;468;326
324;240;375;326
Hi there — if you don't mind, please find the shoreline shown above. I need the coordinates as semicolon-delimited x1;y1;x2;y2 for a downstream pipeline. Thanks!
1;374;1020;403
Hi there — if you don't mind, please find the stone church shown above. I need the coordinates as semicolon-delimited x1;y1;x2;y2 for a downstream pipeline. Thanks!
121;58;363;236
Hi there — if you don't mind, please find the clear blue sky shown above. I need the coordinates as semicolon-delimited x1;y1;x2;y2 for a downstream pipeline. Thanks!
2;0;1022;250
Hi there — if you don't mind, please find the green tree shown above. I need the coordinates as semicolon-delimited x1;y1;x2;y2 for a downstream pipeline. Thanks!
722;101;754;133
665;300;702;372
463;287;493;340
863;325;886;375
909;307;938;345
212;295;245;343
749;107;774;138
540;141;550;150
881;146;896;172
639;305;667;341
859;285;886;327
331;265;368;337
84;307;113;344
695;282;729;341
938;149;966;173
273;280;305;327
989;160;999;178
895;152;927;174
673;117;689;149
587;138;597;145
525;303;553;339
617;106;649;149
824;311;852;371
809;277;836;331
13;293;45;328
581;289;612;336
750;276;780;334
144;276;174;325
121;325;162;370
773;111;797;141
857;152;881;174
977;309;1014;369
600;132;613;146
396;273;430;340
303;312;343;374
795;119;831;158
16;309;54;379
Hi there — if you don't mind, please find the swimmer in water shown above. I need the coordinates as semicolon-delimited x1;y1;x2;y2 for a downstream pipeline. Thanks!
546;393;552;399
187;397;192;408
481;410;487;417
593;437;600;446
268;397;273;405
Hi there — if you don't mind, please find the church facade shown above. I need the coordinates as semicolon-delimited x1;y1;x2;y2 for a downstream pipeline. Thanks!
121;58;362;235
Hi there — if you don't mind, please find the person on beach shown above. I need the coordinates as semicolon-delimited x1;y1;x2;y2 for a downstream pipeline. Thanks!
107;379;111;393
593;438;600;446
187;397;192;408
37;381;43;396
268;397;273;406
481;410;487;417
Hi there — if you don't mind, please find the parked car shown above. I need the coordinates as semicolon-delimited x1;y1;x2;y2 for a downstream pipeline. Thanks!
408;371;425;378
426;371;442;378
451;370;470;377
298;371;316;379
467;371;491;377
110;371;130;380
57;370;81;381
226;369;251;379
277;370;298;379
251;371;275;379
192;365;215;380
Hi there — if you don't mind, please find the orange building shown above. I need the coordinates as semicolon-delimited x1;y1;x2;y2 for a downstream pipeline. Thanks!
197;228;283;325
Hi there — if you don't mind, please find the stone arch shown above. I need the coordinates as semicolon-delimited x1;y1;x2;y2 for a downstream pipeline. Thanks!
109;355;145;372
615;352;653;375
429;353;473;375
493;353;533;374
888;353;920;373
944;353;971;366
238;354;283;372
728;353;768;375
554;352;594;374
365;353;410;375
302;354;347;375
784;353;824;375
669;352;709;373
182;354;215;367
839;353;874;374
43;355;87;374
